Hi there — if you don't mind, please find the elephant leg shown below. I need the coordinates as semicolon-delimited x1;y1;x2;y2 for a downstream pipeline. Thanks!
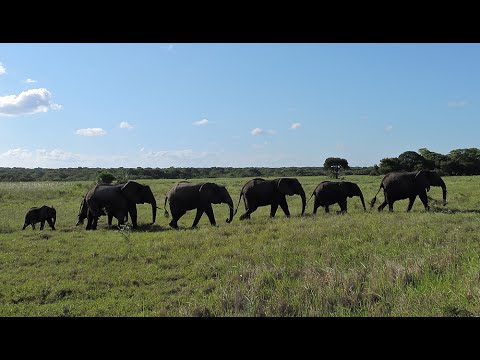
313;197;320;215
339;199;347;214
325;205;330;213
22;223;27;230
418;191;429;211
129;206;138;229
388;199;394;212
31;223;36;230
108;213;113;226
279;198;290;218
270;202;279;218
191;208;204;228
40;220;45;230
169;208;186;229
239;202;256;220
406;196;416;212
239;211;251;220
378;193;388;212
92;216;99;230
204;205;216;226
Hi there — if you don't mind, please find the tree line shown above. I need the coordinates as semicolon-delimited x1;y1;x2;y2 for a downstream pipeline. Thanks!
0;166;374;182
378;148;480;176
0;148;478;182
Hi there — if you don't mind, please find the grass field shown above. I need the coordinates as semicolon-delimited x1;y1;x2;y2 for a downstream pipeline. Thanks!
1;175;480;316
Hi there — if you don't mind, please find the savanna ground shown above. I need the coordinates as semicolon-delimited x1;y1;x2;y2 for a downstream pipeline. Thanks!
0;175;480;317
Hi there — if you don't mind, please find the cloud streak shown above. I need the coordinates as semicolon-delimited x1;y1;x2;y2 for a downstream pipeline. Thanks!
0;63;6;75
0;88;61;116
0;145;214;168
251;128;263;136
24;78;37;84
291;122;301;129
448;100;467;108
193;118;209;126
76;128;107;136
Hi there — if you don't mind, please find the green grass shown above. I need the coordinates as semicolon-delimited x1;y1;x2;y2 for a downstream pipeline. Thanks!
1;175;480;316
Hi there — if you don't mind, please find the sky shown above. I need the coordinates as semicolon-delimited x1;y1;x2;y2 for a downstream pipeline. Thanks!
0;43;479;168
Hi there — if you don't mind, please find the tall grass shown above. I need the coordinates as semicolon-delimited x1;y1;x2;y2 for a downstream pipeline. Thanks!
0;176;479;316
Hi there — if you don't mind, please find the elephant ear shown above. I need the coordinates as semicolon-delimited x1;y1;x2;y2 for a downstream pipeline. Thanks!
276;178;294;196
121;181;143;203
415;170;430;190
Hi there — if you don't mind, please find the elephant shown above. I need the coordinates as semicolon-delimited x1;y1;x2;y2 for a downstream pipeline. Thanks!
164;181;234;229
76;196;127;227
309;181;366;214
85;180;157;230
22;205;56;230
370;170;447;212
234;178;306;220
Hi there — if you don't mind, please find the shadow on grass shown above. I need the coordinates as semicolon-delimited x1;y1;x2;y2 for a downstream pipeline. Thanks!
430;206;480;214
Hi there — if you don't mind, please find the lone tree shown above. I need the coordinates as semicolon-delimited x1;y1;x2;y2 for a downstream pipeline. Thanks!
323;157;349;179
96;171;116;184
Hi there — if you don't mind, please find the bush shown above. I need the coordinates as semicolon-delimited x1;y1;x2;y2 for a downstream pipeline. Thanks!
96;172;116;184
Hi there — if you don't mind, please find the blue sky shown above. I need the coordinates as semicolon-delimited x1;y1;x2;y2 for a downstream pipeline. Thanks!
0;43;479;168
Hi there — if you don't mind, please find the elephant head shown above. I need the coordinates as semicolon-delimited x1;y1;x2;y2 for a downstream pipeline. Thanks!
276;178;306;215
199;182;234;223
47;206;56;228
339;182;366;211
120;181;157;224
415;170;447;206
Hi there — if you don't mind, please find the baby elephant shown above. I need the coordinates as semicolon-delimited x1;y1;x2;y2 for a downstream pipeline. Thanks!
22;205;56;230
310;181;366;214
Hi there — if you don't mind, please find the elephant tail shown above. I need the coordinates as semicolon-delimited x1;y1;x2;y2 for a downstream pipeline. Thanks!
305;192;315;207
232;191;244;217
370;183;384;209
164;194;170;218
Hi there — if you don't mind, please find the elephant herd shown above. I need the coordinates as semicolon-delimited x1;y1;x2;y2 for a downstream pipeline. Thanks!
22;170;448;231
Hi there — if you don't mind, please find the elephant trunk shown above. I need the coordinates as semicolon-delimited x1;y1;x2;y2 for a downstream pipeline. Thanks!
358;191;367;211
440;179;447;206
150;198;157;225
225;196;234;223
299;190;306;216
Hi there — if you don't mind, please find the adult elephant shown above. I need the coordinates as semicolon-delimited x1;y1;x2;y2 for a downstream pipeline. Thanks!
164;181;234;229
234;178;306;220
85;181;157;230
309;181;366;214
370;170;447;212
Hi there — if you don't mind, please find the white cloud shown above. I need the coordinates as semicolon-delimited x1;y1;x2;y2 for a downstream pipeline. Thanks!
24;78;37;84
385;125;393;132
193;118;209;126
251;128;263;136
0;148;78;167
291;122;301;129
0;63;6;75
0;88;61;116
0;147;215;168
448;100;467;108
120;121;133;129
76;128;107;136
144;149;208;160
